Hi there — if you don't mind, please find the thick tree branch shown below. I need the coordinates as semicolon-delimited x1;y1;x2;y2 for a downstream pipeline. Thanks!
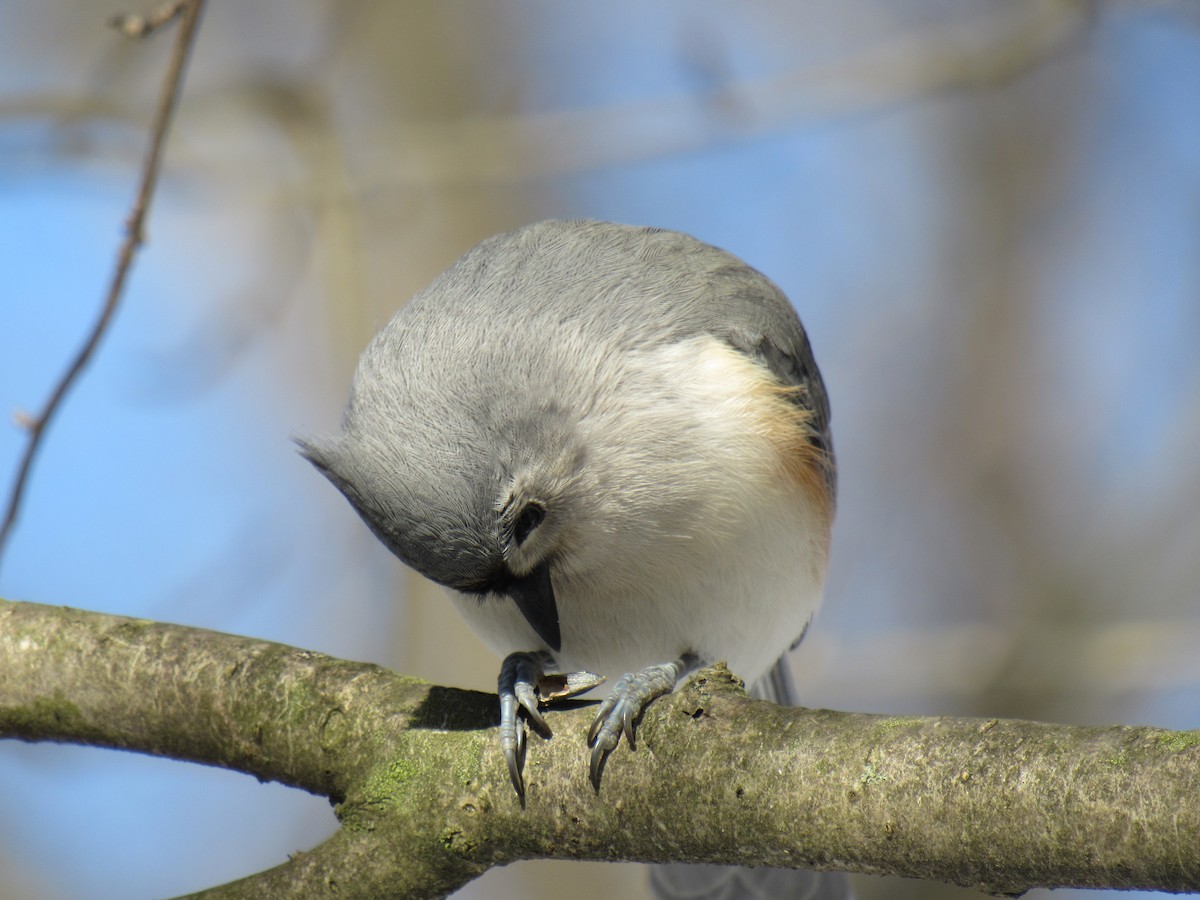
1;597;1197;899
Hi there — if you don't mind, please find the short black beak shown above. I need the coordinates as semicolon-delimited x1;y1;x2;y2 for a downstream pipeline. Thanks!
506;561;561;651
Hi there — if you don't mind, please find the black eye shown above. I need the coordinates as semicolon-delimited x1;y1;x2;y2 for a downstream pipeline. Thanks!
512;502;545;547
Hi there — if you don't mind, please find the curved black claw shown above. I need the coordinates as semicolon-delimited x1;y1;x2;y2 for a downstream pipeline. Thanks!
498;651;604;801
587;653;699;791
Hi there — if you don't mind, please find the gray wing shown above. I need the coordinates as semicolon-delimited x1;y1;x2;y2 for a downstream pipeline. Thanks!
519;221;835;486
585;221;834;454
554;220;837;498
691;253;836;502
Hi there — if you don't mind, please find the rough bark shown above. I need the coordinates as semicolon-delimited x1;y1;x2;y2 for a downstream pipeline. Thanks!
1;597;1197;898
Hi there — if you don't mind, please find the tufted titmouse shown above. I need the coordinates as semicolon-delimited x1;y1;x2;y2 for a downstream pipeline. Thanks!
300;220;841;896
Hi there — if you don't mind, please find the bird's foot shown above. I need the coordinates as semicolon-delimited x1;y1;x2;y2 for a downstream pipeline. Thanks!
587;652;699;790
498;651;604;800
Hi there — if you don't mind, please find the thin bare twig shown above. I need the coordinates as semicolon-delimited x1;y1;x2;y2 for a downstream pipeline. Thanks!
0;0;207;576
110;1;189;39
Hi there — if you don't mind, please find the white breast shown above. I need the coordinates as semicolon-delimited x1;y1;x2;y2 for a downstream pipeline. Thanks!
447;335;832;685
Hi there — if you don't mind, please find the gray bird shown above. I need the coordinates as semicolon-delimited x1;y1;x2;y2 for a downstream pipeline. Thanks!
300;219;847;899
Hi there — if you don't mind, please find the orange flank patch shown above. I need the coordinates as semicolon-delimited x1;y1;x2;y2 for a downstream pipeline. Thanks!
753;379;834;528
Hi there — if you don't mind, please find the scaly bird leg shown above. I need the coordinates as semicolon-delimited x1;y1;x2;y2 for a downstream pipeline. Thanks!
498;651;605;800
587;652;699;790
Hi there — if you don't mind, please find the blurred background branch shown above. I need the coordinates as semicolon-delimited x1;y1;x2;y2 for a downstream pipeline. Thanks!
0;0;204;573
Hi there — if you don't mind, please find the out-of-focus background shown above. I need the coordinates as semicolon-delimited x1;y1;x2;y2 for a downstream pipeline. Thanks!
2;1;1198;898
